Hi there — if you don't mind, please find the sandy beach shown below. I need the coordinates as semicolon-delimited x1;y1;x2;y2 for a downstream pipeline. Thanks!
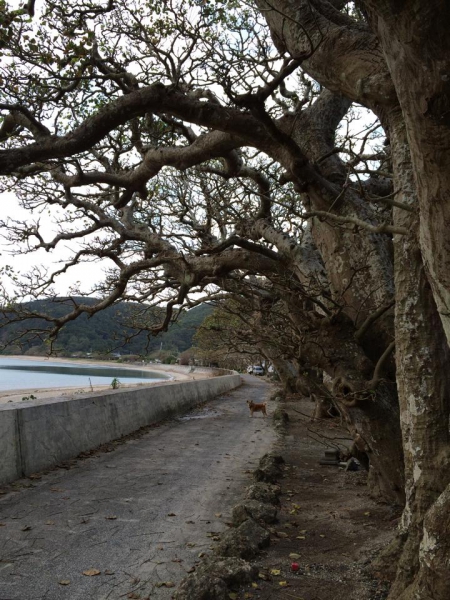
0;355;207;406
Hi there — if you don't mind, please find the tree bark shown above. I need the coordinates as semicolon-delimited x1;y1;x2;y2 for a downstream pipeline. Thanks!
385;110;450;599
367;0;450;346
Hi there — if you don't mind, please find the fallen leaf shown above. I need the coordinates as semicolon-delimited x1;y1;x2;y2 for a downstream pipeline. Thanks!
198;552;205;558
364;511;371;516
270;569;281;576
186;542;196;547
296;536;306;540
244;594;253;599
21;525;32;531
289;553;301;559
258;572;269;580
59;580;70;586
83;569;101;576
215;513;222;518
319;534;326;538
105;515;117;520
251;582;259;589
127;593;140;599
228;594;237;600
279;581;288;586
187;567;195;573
46;520;55;525
104;570;115;575
276;531;288;538
167;513;176;517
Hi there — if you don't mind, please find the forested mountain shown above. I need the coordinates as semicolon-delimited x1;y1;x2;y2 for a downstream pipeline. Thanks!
0;299;212;356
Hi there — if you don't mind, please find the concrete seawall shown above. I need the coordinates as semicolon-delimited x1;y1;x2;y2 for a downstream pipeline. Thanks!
0;374;241;486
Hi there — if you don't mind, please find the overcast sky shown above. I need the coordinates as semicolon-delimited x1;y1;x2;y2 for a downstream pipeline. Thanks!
1;191;106;296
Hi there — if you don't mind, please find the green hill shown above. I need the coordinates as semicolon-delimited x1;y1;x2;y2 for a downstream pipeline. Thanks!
0;298;213;357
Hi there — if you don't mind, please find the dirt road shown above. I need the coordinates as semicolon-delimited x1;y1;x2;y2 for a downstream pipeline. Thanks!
0;376;275;600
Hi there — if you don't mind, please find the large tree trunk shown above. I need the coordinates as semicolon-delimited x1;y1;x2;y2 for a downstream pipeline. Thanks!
286;303;404;503
368;0;450;346
411;483;450;599
385;111;450;599
339;383;404;503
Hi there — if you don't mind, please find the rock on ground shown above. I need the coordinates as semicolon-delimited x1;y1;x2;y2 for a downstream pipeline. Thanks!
175;557;257;600
232;500;278;526
253;453;285;483
214;518;271;559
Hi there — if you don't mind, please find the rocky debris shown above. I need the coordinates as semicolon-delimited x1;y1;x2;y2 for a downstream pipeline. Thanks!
209;557;258;588
175;575;227;600
272;407;290;433
253;453;285;483
232;500;278;526
246;482;281;505
176;448;284;600
272;407;290;424
175;557;257;600
214;518;271;559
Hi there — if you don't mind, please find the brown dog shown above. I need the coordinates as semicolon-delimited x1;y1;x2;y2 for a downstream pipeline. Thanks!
247;400;267;417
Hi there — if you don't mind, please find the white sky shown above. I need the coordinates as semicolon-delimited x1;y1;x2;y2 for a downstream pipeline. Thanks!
0;191;106;296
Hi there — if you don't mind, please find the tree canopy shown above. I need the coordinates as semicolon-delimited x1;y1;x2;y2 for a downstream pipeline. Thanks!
1;2;450;598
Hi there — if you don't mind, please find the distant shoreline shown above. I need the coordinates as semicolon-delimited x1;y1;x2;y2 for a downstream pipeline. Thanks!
0;355;200;406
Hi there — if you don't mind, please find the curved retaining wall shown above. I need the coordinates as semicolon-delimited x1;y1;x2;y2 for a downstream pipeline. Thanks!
0;374;241;486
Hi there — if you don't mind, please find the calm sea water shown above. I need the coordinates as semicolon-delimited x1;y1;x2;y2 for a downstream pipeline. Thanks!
0;357;170;391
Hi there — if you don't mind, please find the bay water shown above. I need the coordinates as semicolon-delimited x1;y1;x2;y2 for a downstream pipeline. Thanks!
0;357;170;391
